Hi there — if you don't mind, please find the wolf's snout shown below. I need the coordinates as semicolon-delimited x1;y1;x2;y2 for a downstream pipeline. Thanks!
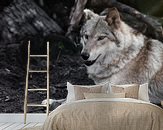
81;52;90;60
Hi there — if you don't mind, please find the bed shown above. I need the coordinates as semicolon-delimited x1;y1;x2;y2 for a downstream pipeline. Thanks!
41;98;163;130
24;82;163;130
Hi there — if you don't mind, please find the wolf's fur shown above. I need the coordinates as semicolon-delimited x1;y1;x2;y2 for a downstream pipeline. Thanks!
80;8;163;104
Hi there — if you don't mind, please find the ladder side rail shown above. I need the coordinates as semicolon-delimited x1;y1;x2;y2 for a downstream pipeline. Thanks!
24;41;30;124
46;41;50;116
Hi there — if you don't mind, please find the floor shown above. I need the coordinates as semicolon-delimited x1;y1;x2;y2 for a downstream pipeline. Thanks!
0;113;46;130
0;122;43;130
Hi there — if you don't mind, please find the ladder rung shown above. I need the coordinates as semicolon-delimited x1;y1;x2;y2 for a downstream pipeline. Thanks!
29;70;47;73
30;55;47;57
27;104;47;107
28;89;47;91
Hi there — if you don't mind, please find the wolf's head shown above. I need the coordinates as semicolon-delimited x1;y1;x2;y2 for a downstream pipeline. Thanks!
80;8;144;67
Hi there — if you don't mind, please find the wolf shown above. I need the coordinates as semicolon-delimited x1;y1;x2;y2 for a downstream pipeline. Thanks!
80;8;163;104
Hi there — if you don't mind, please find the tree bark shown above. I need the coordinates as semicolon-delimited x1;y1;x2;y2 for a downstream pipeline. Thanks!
66;0;87;39
0;0;63;45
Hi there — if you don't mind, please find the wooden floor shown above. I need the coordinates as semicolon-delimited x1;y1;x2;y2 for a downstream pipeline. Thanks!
0;122;43;130
0;113;46;130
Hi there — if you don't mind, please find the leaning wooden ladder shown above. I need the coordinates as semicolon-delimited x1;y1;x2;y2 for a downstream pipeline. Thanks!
24;41;50;124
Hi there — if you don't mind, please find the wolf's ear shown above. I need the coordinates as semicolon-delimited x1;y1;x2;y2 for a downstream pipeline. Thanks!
83;9;98;21
105;8;121;29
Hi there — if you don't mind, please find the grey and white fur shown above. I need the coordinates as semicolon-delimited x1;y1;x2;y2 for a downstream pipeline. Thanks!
80;8;163;104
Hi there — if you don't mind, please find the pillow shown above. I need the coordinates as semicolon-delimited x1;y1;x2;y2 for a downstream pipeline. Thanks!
74;85;103;100
66;82;109;103
84;92;125;99
161;101;163;107
111;84;139;99
138;83;149;102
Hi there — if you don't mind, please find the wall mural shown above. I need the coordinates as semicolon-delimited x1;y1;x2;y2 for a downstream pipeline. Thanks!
0;0;162;113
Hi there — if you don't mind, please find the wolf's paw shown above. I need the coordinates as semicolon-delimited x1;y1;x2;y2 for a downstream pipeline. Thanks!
41;99;55;105
41;98;66;110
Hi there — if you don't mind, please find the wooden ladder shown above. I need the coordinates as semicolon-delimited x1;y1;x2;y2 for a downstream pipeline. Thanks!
24;41;50;124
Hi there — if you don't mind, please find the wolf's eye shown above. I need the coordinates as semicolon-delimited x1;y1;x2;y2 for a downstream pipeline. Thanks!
85;35;88;39
97;36;106;41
